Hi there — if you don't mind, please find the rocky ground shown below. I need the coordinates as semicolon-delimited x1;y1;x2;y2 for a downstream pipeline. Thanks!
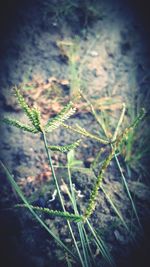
0;1;150;267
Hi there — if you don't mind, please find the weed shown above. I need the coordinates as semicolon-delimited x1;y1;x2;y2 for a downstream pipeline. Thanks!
118;106;150;176
0;87;146;266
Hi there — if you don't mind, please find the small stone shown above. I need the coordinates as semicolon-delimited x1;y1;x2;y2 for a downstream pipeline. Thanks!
65;238;72;243
88;50;99;57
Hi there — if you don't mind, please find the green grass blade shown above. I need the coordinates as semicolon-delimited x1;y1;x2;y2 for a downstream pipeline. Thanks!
82;225;96;265
78;222;92;267
114;154;142;229
112;103;126;142
101;185;129;232
42;132;85;267
86;220;115;266
67;158;90;267
0;161;77;260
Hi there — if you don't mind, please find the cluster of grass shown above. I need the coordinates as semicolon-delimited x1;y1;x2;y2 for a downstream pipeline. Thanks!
1;33;148;266
118;102;150;179
0;85;146;266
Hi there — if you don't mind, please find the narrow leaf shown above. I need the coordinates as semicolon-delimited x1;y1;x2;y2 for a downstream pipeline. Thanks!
0;161;77;259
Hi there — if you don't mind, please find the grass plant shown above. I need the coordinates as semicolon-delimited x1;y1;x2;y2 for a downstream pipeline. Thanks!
1;87;146;266
118;105;150;178
81;94;145;229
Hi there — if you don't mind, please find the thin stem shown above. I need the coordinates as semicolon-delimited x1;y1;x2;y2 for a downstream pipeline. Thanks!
86;220;115;266
100;185;129;232
82;225;96;265
0;161;76;260
67;164;90;267
41;131;85;266
62;123;109;144
67;166;78;213
87;98;142;229
112;103;126;142
79;91;109;138
111;105;142;228
42;130;65;209
114;154;142;229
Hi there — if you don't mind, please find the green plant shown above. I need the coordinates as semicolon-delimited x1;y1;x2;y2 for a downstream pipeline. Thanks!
1;88;146;266
118;106;150;176
68;32;147;251
80;93;146;229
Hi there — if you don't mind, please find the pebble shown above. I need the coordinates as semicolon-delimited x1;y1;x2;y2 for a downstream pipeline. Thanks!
88;50;99;57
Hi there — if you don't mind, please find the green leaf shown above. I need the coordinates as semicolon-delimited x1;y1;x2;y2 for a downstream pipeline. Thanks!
67;150;83;167
67;149;75;165
0;161;77;259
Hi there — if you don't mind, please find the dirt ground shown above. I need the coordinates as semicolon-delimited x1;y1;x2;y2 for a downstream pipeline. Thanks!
0;1;150;267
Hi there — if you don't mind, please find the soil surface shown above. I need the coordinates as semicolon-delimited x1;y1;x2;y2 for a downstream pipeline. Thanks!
0;1;150;267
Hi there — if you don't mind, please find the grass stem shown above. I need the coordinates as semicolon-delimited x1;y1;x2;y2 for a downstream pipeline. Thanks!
41;131;85;266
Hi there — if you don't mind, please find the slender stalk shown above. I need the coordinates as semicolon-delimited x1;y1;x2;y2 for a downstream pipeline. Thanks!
91;147;105;170
62;123;109;144
82;225;96;265
78;222;91;267
85;97;143;228
112;103;126;142
41;130;85;266
101;185;129;232
114;154;142;229
111;105;143;229
67;166;78;213
86;220;115;266
42;130;65;209
67;164;90;267
79;91;110;138
0;161;76;260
